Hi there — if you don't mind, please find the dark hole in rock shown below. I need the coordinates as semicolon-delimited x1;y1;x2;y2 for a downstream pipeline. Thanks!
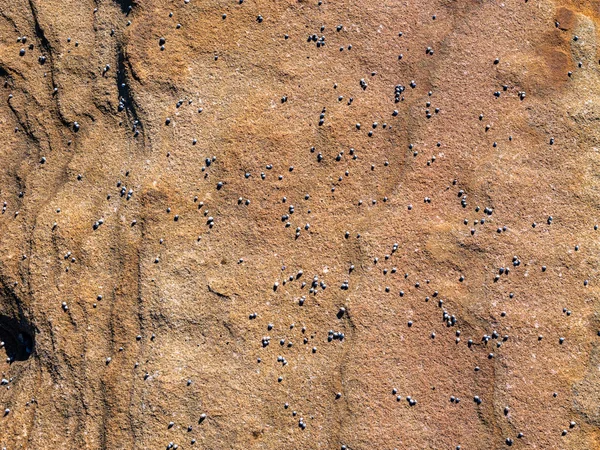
114;0;136;15
0;315;34;362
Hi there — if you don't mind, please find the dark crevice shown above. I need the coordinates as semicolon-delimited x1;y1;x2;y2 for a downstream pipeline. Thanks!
113;0;136;15
7;93;41;147
28;0;53;60
0;315;35;361
116;45;143;134
0;280;36;362
28;0;70;132
0;12;19;33
207;284;230;299
0;64;25;84
125;56;141;83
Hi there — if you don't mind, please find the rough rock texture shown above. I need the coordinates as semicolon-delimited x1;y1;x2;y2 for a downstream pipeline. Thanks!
0;0;600;448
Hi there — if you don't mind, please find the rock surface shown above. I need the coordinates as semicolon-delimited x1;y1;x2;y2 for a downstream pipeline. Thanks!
0;0;600;448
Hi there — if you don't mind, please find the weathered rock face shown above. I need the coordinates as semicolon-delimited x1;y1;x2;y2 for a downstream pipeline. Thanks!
0;0;600;448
